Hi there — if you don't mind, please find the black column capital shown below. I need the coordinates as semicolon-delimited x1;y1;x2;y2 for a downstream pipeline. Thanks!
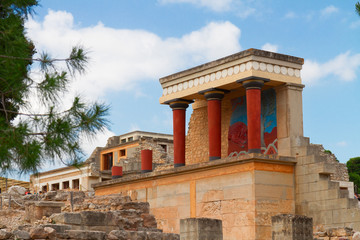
165;98;193;110
237;77;269;90
199;88;230;100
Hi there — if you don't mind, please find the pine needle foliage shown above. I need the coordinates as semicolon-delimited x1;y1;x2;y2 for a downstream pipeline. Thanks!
0;0;110;175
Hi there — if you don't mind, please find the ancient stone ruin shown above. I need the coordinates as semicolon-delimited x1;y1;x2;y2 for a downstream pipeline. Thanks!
0;191;179;240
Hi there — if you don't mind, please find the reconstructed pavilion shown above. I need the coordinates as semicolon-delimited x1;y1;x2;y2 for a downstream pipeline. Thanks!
93;49;360;240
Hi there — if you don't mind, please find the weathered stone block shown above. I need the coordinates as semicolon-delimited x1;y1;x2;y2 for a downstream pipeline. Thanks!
51;212;82;225
13;230;31;240
65;230;107;240
25;201;65;223
29;226;48;239
180;218;223;240
271;214;313;240
0;229;13;240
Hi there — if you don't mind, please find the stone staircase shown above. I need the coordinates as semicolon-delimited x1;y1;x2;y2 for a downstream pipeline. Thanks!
294;139;360;231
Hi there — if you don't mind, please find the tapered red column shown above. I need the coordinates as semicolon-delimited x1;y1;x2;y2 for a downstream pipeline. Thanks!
169;99;191;167
201;89;227;161
141;149;153;173
237;77;268;153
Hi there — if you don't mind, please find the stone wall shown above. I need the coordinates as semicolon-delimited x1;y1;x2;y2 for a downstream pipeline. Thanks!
185;100;209;165
121;138;174;173
185;95;233;165
293;140;360;231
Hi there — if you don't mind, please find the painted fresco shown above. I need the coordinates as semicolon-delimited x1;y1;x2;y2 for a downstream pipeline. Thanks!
228;89;277;155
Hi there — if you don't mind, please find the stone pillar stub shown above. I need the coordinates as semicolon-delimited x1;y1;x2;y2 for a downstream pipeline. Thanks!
271;214;313;240
180;218;223;240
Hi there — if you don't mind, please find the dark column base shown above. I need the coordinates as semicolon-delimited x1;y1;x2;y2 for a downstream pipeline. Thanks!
141;170;152;173
174;163;185;167
209;156;221;161
248;149;261;154
112;175;122;179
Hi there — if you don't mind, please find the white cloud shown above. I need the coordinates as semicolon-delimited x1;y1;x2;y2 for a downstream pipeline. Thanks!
25;10;241;101
158;0;233;12
129;124;140;132
80;128;116;156
337;141;347;147
302;52;360;85
284;11;297;19
261;43;278;53
350;20;360;29
321;5;338;17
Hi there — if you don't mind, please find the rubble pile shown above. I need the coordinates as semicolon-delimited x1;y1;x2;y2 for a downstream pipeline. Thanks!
0;191;179;240
314;226;356;240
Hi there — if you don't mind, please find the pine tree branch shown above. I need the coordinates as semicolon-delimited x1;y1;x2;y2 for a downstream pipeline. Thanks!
0;107;71;117
1;93;9;123
0;54;71;62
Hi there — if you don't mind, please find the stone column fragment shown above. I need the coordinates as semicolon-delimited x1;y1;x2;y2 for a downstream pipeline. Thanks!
180;218;223;240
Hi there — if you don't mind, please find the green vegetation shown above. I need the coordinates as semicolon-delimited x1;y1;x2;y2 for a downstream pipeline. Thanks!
0;0;110;175
347;157;360;192
356;2;360;16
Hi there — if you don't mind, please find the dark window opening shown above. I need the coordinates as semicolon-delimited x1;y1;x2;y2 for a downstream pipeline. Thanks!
51;183;59;191
102;152;114;170
72;179;80;190
160;144;167;152
63;181;70;189
121;139;126;143
128;137;133;142
120;149;126;157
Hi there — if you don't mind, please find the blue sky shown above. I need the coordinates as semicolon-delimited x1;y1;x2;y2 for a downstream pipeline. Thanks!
13;0;360;178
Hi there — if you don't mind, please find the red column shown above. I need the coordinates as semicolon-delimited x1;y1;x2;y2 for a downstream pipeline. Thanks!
141;149;153;173
246;88;262;153
111;166;123;179
169;100;190;167
237;78;267;153
203;90;226;160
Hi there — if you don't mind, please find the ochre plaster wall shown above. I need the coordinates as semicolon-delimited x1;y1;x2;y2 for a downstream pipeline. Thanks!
95;158;295;240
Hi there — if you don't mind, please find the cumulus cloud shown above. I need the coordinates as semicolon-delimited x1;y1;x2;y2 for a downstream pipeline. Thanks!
158;0;233;12
261;43;278;53
302;52;360;85
80;128;116;156
284;11;297;19
26;10;241;101
321;5;338;17
24;10;241;158
350;20;360;29
336;141;347;147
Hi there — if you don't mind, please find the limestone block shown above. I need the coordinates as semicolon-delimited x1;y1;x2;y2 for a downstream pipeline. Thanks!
65;230;107;240
25;201;65;223
353;232;360;240
271;214;313;240
254;171;294;186
41;224;72;233
51;212;82;225
13;230;31;240
180;218;223;240
29;226;49;239
0;229;13;239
